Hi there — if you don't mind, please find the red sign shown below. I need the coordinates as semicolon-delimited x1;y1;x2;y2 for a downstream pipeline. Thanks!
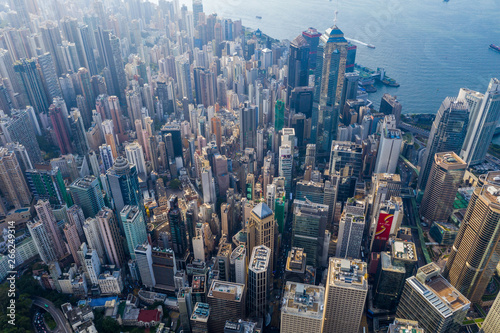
374;213;394;241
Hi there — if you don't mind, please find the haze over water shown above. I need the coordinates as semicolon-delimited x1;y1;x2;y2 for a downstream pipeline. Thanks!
180;0;500;115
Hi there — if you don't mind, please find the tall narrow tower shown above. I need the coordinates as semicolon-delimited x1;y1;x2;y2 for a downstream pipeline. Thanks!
443;171;500;303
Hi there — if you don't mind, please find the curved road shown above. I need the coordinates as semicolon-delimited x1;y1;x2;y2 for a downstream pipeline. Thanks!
32;296;72;333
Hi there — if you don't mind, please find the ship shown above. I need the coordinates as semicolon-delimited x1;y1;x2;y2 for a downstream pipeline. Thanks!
367;44;376;49
490;44;500;52
256;16;262;19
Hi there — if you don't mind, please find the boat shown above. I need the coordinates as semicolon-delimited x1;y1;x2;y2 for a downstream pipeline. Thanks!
256;16;262;19
490;44;500;52
367;44;376;49
382;78;400;87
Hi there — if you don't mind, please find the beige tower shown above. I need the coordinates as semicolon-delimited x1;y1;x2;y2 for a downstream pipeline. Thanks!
481;292;500;333
0;147;31;208
419;152;466;223
35;200;65;259
280;282;325;333
247;203;275;271
96;207;126;268
443;171;500;303
323;258;368;332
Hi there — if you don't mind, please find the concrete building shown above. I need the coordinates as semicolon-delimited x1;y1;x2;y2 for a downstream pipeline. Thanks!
481;292;500;333
27;220;58;264
247;245;271;319
64;222;82;266
190;302;210;333
280;282;325;333
0;147;31;209
207;280;246;332
443;171;500;303
96;208;126;268
35;200;65;259
374;115;402;174
120;205;147;260
460;79;500;165
323;258;368;332
278;145;293;194
397;263;470;333
229;245;247;285
247;203;275;271
135;243;155;289
69;176;105;218
420;152;466;223
291;199;328;266
388;319;424;333
336;199;365;259
125;141;147;175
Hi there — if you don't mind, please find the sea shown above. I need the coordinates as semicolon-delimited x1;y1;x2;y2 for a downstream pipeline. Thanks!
175;0;500;114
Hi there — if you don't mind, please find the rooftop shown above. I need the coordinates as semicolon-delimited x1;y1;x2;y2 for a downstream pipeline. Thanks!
230;245;246;262
192;275;206;293
286;247;306;273
121;205;140;221
329;258;368;290
70;175;97;189
217;243;232;258
249;245;270;272
282;282;325;319
252;202;273;220
190;302;209;322
388;318;424;333
435;152;467;169
208;280;244;302
408;274;470;316
391;241;417;262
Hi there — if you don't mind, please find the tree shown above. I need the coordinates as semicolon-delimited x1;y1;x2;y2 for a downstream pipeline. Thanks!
169;179;181;190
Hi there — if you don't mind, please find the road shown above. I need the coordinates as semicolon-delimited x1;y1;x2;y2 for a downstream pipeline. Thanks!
402;197;427;268
32;296;72;333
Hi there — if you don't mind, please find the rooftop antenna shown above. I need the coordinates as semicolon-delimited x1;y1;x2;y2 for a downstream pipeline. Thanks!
334;10;338;27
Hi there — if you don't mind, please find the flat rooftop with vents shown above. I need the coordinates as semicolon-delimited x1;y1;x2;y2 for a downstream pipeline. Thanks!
282;282;325;319
208;281;244;302
329;258;368;291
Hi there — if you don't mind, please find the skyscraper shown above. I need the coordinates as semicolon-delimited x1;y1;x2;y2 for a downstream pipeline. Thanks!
168;195;188;259
280;282;325;333
27;220;58;264
323;258;368;332
49;103;72;154
83;217;107;264
0;147;31;209
374;115;402;174
0;108;42;163
229;245;247;285
106;156;143;214
379;94;402;126
278;145;293;194
134;242;156;289
247;245;271;319
125;141;147;176
481;292;500;333
14;58;50;117
120;205;147;260
247;203;276;271
313;24;348;151
291;199;328;266
287;34;310;99
329;141;363;203
26;165;72;206
336;199;366;259
96;207;126;268
397;263;470;333
461;79;500;165
419;152;466;223
418;97;469;190
207;280;246;332
35;200;65;259
443;171;500;303
63;222;82;266
69;176;105;218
